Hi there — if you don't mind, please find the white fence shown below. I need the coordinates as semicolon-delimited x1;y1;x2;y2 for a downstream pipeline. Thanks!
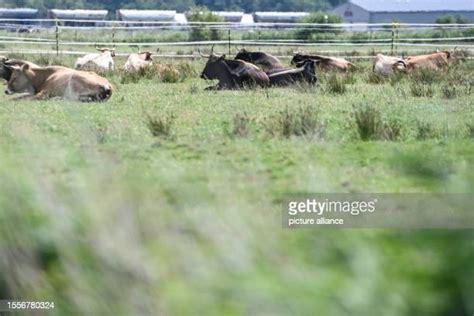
0;19;473;59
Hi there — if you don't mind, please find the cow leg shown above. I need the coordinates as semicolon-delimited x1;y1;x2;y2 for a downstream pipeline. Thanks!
10;93;35;100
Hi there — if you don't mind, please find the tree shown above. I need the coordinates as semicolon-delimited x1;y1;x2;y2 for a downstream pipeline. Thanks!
295;11;342;40
186;6;225;41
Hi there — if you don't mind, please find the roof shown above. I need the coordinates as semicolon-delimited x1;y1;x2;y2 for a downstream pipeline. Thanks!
117;10;176;21
349;0;474;12
50;9;108;19
0;8;38;18
212;12;244;22
253;12;309;22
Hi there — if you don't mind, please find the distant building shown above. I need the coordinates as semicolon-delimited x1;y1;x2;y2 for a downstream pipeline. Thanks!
116;10;187;25
0;8;38;29
212;11;244;23
253;12;309;23
50;9;108;26
333;0;474;24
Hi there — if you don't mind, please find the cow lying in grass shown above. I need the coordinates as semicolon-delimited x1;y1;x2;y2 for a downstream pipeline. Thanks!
4;63;113;102
291;53;356;72
200;53;270;90
234;49;284;72
404;51;451;71
75;47;115;71
267;59;317;86
124;51;153;72
373;54;407;76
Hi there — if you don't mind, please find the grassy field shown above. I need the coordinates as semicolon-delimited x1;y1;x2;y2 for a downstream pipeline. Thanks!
0;55;473;315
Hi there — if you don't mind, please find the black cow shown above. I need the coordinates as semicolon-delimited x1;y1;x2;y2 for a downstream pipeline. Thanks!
200;53;270;90
234;49;284;72
267;60;317;86
0;56;38;81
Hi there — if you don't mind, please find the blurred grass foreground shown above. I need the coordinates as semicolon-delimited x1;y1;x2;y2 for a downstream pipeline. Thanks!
0;57;473;315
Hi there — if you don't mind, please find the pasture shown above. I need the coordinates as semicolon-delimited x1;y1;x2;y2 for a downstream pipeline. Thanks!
0;53;473;315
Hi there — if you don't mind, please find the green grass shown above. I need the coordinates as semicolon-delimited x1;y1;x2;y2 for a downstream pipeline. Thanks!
0;57;473;315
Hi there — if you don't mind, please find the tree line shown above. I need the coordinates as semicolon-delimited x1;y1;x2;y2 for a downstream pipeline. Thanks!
2;0;347;14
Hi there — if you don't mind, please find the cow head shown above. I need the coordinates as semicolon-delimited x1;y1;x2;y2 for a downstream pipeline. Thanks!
96;47;116;57
200;53;226;80
138;51;153;61
0;56;11;81
290;53;307;65
392;60;407;73
5;64;35;95
235;49;255;63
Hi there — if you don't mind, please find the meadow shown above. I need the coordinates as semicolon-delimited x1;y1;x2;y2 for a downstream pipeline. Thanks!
0;53;473;315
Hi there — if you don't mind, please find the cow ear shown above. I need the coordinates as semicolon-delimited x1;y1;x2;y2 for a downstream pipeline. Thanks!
21;63;29;71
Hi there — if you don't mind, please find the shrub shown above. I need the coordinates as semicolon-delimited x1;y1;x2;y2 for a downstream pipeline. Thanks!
442;84;458;99
366;72;385;85
410;83;434;98
353;104;381;141
416;121;437;140
381;117;403;141
267;105;324;138
295;12;342;40
186;6;224;41
229;113;250;138
326;74;347;94
466;122;474;138
411;68;440;85
145;112;175;138
436;15;469;24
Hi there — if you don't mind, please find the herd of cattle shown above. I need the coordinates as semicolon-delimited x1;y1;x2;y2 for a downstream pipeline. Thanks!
0;47;453;101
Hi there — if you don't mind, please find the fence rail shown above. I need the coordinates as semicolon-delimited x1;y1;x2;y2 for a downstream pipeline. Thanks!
0;19;473;58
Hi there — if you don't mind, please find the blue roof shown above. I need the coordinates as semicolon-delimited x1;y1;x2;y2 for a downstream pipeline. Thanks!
350;0;474;12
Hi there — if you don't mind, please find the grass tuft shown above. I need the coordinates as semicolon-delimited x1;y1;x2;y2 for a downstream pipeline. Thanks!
326;74;347;94
145;112;175;138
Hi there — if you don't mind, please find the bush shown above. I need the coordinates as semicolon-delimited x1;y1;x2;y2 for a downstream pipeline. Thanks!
353;104;381;141
353;105;404;141
411;68;440;85
416;121;437;140
326;74;347;94
295;11;342;40
225;113;250;138
266;105;324;138
186;6;225;41
145;112;175;138
410;83;434;98
366;73;385;85
442;84;458;99
436;15;469;24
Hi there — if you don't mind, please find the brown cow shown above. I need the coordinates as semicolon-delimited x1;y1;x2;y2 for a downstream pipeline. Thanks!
291;53;356;72
5;64;113;102
404;51;451;71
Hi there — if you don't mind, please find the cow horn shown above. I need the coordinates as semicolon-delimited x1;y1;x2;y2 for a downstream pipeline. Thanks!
198;49;210;58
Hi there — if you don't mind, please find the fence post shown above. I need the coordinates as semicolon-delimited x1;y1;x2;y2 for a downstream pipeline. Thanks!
391;22;395;56
395;23;399;55
55;20;59;57
228;28;231;55
112;23;116;48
